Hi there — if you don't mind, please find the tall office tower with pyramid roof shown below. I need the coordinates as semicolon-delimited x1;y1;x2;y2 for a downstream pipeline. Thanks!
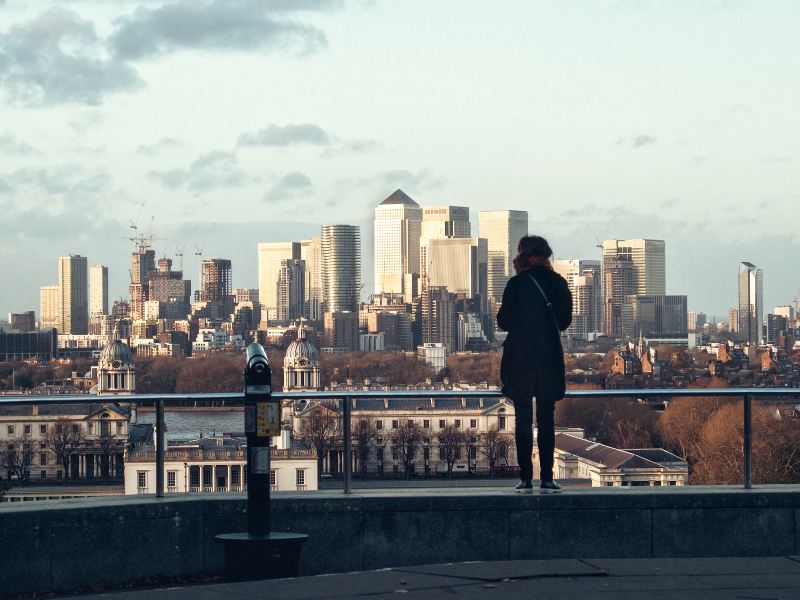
373;189;423;299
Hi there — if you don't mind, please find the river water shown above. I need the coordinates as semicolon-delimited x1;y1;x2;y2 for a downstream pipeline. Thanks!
138;409;245;439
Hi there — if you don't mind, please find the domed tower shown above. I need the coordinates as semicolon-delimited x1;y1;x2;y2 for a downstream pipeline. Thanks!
97;340;135;395
283;321;321;391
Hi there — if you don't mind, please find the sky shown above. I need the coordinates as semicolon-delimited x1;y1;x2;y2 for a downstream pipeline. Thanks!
1;0;798;321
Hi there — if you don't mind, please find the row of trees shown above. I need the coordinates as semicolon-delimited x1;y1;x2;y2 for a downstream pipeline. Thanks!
1;419;121;485
300;412;513;480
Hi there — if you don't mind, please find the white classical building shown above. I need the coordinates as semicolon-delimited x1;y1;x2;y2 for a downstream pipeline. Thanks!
552;433;688;487
123;434;317;494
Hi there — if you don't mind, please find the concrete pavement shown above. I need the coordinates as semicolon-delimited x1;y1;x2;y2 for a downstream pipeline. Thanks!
68;556;800;600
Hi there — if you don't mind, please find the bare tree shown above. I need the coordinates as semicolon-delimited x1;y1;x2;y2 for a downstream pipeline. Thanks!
462;429;478;475
46;419;84;480
437;425;465;478
298;406;341;478
392;421;423;479
479;425;513;477
352;418;377;479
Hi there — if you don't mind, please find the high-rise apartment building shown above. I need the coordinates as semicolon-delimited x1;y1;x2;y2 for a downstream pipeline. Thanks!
58;254;88;334
39;285;60;331
420;286;457;352
687;311;707;332
602;257;634;338
149;258;192;319
773;305;794;322
89;265;109;316
8;311;36;332
423;237;488;313
728;308;739;333
478;210;528;302
323;311;360;353
738;262;763;345
276;259;305;323
300;237;322;321
373;190;422;296
129;247;156;321
200;259;232;303
601;239;666;296
554;259;602;340
321;225;361;313
258;242;300;321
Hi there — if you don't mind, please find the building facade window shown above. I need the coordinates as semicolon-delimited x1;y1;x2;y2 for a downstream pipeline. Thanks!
498;409;506;431
167;471;177;489
39;452;47;466
407;419;414;427
423;419;430;429
439;419;446;429
376;420;383;430
296;469;305;486
40;470;46;479
72;424;80;435
470;419;477;429
7;425;13;435
391;419;398;429
454;419;461;429
269;470;276;486
24;424;31;435
137;471;147;492
40;425;46;435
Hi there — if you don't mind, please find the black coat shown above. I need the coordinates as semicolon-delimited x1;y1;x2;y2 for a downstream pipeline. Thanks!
497;266;573;404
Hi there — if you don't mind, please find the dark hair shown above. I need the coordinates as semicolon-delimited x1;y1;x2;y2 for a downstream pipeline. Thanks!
517;235;553;260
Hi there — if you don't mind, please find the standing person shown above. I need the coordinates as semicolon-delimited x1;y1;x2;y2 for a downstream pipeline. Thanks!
497;235;572;493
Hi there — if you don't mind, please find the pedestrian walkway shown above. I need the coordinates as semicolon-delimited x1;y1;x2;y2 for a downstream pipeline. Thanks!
66;556;800;600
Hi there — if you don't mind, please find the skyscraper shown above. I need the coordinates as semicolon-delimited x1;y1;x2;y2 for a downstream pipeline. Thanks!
129;246;156;321
478;210;528;302
58;255;88;334
601;239;666;297
258;242;301;321
276;258;306;323
602;256;634;338
423;237;488;312
373;189;422;296
738;262;763;345
553;259;602;339
300;237;322;321
39;285;60;331
200;258;233;318
322;225;361;313
419;205;471;280
89;265;109;316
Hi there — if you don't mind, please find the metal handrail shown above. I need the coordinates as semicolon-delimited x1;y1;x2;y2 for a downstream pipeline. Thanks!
3;387;800;495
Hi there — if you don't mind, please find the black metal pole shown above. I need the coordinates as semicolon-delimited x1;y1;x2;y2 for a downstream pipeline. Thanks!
743;394;752;490
156;399;165;498
343;395;352;495
244;343;272;536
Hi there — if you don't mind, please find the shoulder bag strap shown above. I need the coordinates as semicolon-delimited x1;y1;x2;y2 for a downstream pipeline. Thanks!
527;273;561;333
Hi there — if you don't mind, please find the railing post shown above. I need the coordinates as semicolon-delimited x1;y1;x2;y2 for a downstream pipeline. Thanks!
343;395;352;495
743;394;752;490
156;398;165;498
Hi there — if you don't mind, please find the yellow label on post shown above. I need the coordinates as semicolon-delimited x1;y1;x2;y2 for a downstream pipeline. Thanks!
256;402;280;437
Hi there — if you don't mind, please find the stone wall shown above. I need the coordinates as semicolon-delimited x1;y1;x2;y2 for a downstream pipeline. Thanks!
2;487;799;596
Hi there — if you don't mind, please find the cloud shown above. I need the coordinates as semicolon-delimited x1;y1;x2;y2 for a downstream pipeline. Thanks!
110;0;333;61
136;137;183;156
264;171;312;202
148;150;257;193
375;169;445;192
0;8;143;107
617;135;657;149
0;132;40;156
322;138;380;158
237;123;331;147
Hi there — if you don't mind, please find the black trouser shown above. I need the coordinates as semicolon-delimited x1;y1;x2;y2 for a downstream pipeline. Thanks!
514;396;555;482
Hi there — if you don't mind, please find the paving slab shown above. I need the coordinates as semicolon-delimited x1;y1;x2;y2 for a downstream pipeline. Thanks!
584;556;800;576
394;558;606;581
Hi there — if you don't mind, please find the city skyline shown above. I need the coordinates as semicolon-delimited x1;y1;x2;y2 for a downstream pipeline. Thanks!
1;1;799;318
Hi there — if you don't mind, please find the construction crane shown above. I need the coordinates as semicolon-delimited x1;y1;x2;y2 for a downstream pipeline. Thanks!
195;245;203;300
